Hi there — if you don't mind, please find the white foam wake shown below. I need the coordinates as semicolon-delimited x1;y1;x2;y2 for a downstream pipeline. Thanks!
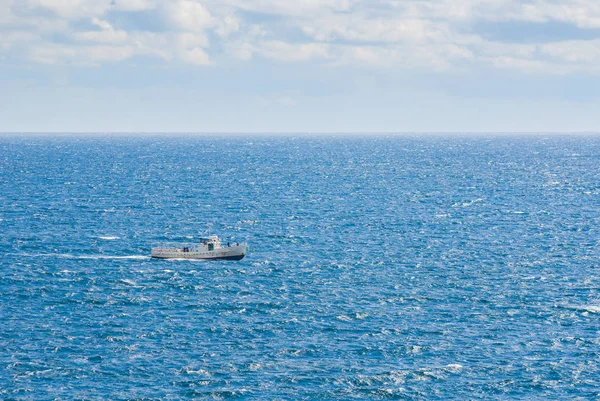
562;304;600;314
23;253;149;260
570;305;600;314
65;254;149;260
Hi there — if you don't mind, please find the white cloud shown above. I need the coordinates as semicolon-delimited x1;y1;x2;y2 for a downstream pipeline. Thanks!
27;43;136;65
0;31;38;52
180;46;211;65
542;40;600;64
21;0;157;18
0;0;16;24
1;0;218;66
176;32;212;64
82;45;135;62
25;30;175;65
111;0;158;12
215;15;240;37
3;0;600;73
226;41;253;60
75;30;128;43
129;32;171;60
256;40;330;62
302;17;450;43
28;43;78;64
335;42;473;70
485;55;550;73
517;1;600;28
165;0;213;31
209;0;354;17
75;18;128;43
225;37;333;64
25;0;112;19
177;32;209;49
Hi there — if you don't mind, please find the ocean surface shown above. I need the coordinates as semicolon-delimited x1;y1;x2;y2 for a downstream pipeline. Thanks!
1;135;599;400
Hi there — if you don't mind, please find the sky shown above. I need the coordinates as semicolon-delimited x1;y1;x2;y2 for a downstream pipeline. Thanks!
1;0;599;133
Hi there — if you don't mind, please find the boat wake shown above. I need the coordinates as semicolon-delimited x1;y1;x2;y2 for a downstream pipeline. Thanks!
21;253;150;260
562;304;600;314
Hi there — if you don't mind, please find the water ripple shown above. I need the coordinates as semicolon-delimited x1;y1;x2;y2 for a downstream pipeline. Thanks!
1;136;600;399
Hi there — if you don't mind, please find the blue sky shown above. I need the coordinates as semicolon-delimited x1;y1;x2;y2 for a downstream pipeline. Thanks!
1;0;599;133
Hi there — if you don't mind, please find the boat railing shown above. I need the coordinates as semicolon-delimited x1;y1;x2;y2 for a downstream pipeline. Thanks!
151;241;247;251
151;242;199;250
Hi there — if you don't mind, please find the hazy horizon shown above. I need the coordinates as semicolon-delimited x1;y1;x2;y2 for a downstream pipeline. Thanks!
1;131;600;137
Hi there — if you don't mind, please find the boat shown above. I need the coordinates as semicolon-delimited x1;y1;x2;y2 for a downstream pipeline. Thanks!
151;235;247;260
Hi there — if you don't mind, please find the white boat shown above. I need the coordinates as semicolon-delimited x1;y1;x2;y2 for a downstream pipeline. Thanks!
151;235;247;260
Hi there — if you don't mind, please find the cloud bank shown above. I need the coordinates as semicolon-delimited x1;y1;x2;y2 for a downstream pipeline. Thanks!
1;0;600;73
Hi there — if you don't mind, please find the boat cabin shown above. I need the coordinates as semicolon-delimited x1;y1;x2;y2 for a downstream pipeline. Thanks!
199;235;221;251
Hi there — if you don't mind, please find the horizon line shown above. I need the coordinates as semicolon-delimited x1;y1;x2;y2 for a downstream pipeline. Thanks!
1;131;599;136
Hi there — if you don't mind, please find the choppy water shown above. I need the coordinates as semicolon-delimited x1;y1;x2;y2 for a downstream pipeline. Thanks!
1;135;600;399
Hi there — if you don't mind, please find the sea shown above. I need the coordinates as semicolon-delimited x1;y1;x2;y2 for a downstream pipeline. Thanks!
1;135;599;400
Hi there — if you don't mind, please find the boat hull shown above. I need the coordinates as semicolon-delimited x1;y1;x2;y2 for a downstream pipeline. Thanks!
151;253;245;261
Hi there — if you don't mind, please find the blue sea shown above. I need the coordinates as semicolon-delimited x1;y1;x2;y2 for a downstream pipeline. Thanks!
1;135;599;400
